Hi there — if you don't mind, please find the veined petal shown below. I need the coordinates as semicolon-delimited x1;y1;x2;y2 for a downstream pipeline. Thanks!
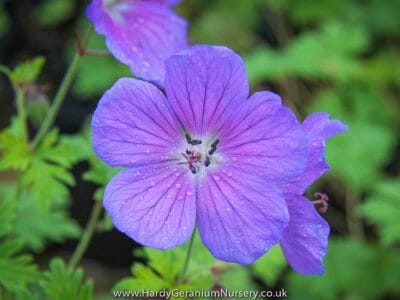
286;112;348;194
164;45;249;136
280;193;329;275
86;0;188;84
104;163;196;249
218;91;308;183
91;78;182;167
196;163;289;264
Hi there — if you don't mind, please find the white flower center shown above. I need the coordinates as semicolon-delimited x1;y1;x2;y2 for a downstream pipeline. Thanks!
177;133;221;175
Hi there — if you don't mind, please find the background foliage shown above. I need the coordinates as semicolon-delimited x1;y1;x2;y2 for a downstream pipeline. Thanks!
0;0;399;299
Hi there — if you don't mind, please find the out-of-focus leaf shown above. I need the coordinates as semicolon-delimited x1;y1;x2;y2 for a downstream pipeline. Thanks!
287;238;400;300
73;34;131;98
246;22;368;83
0;5;9;36
0;197;16;237
0;239;38;292
26;95;50;128
252;245;287;286
362;180;400;246
308;87;396;189
10;57;45;86
40;258;93;300
190;0;261;51
33;0;76;27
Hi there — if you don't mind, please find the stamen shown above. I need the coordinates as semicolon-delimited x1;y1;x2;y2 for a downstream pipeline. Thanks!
191;139;202;145
205;156;210;167
185;133;202;145
312;192;329;213
211;139;220;148
208;139;219;155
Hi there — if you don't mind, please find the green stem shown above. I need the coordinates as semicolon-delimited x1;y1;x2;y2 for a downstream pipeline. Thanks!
179;229;196;282
31;26;92;149
16;89;28;141
68;200;103;268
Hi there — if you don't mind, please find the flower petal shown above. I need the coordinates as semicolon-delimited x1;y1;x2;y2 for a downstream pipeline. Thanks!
153;0;183;6
280;193;329;275
91;78;182;167
104;163;196;249
286;112;348;194
218;91;308;183
196;163;289;264
164;45;249;136
86;0;188;84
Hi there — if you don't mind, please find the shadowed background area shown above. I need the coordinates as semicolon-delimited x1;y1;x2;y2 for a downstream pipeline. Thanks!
0;0;399;299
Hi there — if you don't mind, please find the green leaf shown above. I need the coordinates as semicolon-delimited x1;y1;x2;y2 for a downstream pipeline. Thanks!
114;263;167;292
286;238;400;300
21;130;87;211
15;193;81;252
362;180;400;246
0;197;16;237
40;258;93;300
245;22;368;84
10;56;45;86
114;232;215;294
0;239;38;292
33;0;76;27
308;86;396;189
252;245;287;286
73;34;131;98
0;117;30;171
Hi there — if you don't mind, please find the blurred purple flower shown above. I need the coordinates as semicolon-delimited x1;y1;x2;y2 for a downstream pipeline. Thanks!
86;0;188;85
91;45;310;264
279;113;348;275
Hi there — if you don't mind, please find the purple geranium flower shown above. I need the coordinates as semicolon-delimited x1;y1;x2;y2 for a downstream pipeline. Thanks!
92;45;310;264
279;113;347;275
86;0;188;84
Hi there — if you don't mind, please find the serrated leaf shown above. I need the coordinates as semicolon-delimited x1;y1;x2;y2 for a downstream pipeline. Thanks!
40;258;93;300
362;180;400;246
0;117;30;171
10;56;45;85
0;239;38;292
15;193;81;252
21;130;88;211
0;198;16;237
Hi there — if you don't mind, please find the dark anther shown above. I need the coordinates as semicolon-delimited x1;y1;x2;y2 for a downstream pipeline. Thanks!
186;150;192;155
189;165;197;174
190;139;202;145
211;139;220;148
205;156;211;167
208;139;219;155
185;133;202;145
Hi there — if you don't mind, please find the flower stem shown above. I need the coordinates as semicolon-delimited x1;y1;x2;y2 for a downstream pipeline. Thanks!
179;229;196;282
31;26;92;149
68;200;103;268
16;89;28;141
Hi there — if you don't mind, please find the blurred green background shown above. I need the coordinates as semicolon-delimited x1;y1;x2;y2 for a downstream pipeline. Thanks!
0;0;400;299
